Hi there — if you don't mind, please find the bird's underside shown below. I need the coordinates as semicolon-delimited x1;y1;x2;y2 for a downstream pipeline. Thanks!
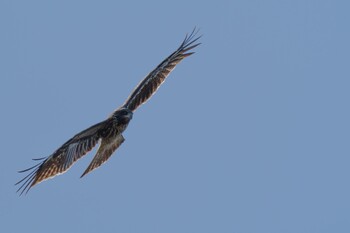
16;29;201;195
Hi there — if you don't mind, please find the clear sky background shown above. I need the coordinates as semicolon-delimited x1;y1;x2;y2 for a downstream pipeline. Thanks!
1;1;350;232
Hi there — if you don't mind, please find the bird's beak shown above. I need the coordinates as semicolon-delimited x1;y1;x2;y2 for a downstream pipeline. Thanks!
125;111;133;120
128;113;133;120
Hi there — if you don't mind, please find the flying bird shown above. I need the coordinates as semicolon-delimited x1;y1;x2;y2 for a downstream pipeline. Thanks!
16;29;201;195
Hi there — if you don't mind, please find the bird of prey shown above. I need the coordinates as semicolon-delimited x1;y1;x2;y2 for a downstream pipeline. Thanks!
16;29;200;195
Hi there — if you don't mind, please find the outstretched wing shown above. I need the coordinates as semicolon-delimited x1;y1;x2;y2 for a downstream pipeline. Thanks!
81;134;125;178
16;120;107;195
123;28;201;112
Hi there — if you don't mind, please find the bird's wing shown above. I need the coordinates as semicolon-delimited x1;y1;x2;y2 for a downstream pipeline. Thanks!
16;120;107;195
81;134;125;178
123;28;201;112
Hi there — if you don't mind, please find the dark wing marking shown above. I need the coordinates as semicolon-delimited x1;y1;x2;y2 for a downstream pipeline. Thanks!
15;120;107;195
81;134;125;178
123;28;201;112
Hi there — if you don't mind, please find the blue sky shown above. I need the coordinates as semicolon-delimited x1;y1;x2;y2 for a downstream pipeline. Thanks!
1;1;350;232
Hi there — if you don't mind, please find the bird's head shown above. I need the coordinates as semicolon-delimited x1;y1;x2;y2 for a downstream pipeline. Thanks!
113;108;133;124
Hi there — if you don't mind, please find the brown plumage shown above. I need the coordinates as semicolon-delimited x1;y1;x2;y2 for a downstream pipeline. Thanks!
16;29;201;195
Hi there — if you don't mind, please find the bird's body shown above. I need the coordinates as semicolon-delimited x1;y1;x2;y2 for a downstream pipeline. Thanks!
16;29;200;195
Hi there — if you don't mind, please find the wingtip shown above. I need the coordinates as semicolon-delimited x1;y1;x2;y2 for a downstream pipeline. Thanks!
180;28;202;53
15;159;44;196
16;179;35;196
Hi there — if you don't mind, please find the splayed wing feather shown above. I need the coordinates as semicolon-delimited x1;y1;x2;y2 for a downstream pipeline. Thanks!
123;28;201;111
